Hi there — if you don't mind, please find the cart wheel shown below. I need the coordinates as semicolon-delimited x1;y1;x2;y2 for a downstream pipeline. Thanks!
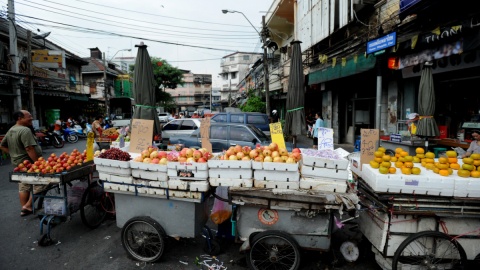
80;182;108;229
392;231;467;270
247;230;301;270
121;216;166;263
204;238;221;256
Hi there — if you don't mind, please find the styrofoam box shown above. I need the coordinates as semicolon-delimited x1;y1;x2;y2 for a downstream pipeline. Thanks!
129;161;168;172
10;173;60;184
136;187;149;195
168;190;203;200
254;170;299;182
133;179;150;186
208;159;252;169
189;181;210;192
96;164;131;176
167;162;208;171
168;179;190;190
94;157;130;168
148;188;166;196
251;161;299;172
302;155;349;170
167;168;208;179
301;165;349;180
209;168;252;179
349;156;363;178
300;178;348;193
132;169;168;181
254;180;299;190
148;180;169;188
454;176;480;198
103;182;132;192
362;165;455;196
98;172;134;184
209;178;253;188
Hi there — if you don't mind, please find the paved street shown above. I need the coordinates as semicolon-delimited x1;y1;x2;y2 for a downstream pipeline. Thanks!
0;137;379;270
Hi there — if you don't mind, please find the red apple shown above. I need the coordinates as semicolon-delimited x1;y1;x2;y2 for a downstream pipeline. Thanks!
249;149;259;159
197;157;207;163
234;144;242;154
236;152;245;159
151;158;160;164
23;160;31;165
13;167;20;172
18;163;25;169
192;150;202;160
242;146;252;155
158;151;167;159
292;148;301;154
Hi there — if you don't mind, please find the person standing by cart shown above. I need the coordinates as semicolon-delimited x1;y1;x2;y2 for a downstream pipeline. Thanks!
312;112;324;149
92;115;104;138
0;110;44;216
462;130;480;158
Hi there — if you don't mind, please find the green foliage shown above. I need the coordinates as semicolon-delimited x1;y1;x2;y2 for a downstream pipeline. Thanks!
157;91;177;111
241;95;266;113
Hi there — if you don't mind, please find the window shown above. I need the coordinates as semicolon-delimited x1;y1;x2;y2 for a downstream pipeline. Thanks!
231;72;237;79
230;126;254;142
163;121;179;130
229;56;235;61
180;120;198;130
248;115;268;124
210;126;227;140
211;114;227;122
243;55;250;60
230;114;244;123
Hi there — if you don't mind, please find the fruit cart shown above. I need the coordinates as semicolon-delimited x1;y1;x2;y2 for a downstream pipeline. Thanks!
9;162;110;246
350;149;480;270
96;137;113;150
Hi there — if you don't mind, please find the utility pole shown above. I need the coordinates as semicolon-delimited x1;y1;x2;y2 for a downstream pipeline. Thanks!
27;30;36;119
103;52;109;115
8;0;22;111
262;16;271;119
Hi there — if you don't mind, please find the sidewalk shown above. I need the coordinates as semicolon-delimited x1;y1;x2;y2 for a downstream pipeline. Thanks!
290;133;356;153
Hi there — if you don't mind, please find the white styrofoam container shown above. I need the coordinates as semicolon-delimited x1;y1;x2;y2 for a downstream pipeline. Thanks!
362;165;455;196
103;182;132;192
136;187;149;195
254;180;299;190
96;164;131;176
132;169;168;181
148;180;169;189
349;156;363;178
301;165;349;180
167;162;208;171
253;170;300;182
302;155;349;170
98;172;134;184
209;178;253;188
133;179;150;186
454;176;480;198
93;157;130;168
299;178;347;193
129;161;168;172
168;179;190;190
208;168;252;179
10;173;60;184
148;188;166;196
189;181;210;192
251;161;299;172
167;168;208;179
208;159;252;169
168;190;203;200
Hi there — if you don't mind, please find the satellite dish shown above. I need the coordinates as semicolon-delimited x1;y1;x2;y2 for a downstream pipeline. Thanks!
33;32;51;39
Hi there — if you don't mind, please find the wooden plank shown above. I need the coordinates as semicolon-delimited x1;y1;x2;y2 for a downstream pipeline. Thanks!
229;187;341;205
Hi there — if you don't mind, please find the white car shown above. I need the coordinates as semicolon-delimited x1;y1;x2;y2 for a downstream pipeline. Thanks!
161;119;201;139
158;113;169;123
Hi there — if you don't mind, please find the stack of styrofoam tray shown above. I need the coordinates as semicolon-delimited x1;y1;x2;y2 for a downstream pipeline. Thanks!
362;165;455;197
208;159;253;187
130;161;168;181
299;176;348;193
94;157;131;176
251;161;300;190
299;154;349;192
453;176;480;198
166;162;210;195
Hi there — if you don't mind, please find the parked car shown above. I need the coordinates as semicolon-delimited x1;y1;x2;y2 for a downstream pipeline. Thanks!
161;119;201;139
168;122;292;153
210;112;271;136
158;113;169;123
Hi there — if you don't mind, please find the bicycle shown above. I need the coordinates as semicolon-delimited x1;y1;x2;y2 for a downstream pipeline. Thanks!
80;177;116;229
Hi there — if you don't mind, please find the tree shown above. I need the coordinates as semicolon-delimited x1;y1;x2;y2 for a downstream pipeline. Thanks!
129;57;184;104
241;88;266;113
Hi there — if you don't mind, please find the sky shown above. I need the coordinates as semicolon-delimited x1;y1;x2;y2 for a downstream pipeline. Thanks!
8;0;274;87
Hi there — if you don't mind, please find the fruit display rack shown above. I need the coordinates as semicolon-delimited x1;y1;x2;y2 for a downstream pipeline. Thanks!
9;161;95;185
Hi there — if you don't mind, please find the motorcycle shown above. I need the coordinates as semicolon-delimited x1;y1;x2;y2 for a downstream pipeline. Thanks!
72;124;88;139
60;122;79;143
36;127;65;148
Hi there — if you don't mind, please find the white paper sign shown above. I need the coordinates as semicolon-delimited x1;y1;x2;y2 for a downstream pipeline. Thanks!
317;127;334;150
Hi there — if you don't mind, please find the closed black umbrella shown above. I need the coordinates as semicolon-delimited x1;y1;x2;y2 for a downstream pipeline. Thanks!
132;42;162;137
416;63;439;138
283;41;306;148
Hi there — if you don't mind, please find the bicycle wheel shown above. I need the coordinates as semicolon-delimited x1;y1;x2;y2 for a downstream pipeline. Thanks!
392;231;467;270
247;230;301;270
80;182;108;229
121;216;166;263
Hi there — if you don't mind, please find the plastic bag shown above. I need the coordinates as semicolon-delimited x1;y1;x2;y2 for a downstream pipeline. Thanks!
210;186;232;225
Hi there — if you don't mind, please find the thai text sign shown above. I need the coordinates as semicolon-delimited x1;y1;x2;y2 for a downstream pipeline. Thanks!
129;119;154;153
269;122;286;150
32;50;66;69
317;127;334;151
360;129;379;169
367;32;396;54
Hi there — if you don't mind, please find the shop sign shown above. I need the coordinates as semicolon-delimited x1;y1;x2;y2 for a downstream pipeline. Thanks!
422;26;462;45
32;50;66;69
367;32;396;55
390;134;402;143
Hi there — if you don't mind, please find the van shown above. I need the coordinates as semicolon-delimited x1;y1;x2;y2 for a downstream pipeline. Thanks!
210;112;271;136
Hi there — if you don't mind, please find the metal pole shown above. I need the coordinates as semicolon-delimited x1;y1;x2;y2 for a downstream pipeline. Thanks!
262;16;271;119
210;86;212;110
103;52;109;115
8;0;22;111
27;30;36;119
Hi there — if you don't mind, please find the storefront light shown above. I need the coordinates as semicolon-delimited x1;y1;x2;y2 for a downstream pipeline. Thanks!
388;57;399;70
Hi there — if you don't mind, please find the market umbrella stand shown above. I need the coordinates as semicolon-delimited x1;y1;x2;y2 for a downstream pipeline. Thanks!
416;62;439;151
132;42;162;139
283;41;306;148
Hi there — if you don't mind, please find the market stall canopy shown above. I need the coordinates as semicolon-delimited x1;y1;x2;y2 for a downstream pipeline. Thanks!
283;41;306;148
132;42;162;137
416;63;439;137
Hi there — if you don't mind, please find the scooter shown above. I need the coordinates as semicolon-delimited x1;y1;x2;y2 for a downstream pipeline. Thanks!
36;126;64;148
72;124;87;139
61;122;79;143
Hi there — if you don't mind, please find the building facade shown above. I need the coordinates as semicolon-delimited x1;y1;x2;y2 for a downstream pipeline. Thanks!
164;71;213;114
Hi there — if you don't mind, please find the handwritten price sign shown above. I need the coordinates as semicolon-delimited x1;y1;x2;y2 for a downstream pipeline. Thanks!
269;122;286;150
129;119;154;153
317;127;334;151
360;129;379;169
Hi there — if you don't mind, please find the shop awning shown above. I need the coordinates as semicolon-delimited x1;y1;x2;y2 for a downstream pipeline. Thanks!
308;55;377;85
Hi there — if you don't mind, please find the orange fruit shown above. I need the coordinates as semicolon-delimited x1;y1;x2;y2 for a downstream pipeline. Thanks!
416;153;425;159
382;155;392;162
438;157;448;164
433;167;440;174
436;163;449;170
395;161;404;168
395;147;403;154
404;161;414;168
446;150;457;158
473;160;480;167
463;158;474;165
391;157;398;162
404;155;414;162
381;161;391;168
463;164;475;171
425;152;435;159
388;167;397;174
450;163;460;170
378;147;386;153
439;169;449;176
413;157;421;163
400;151;409;157
448;158;458;164
399;157;406;162
424;158;435;164
370;160;380;168
448;168;453;175
374;151;384;158
379;166;389;174
374;157;383;163
471;153;480;160
471;171;480;178
425;163;436;170
411;167;421;175
458;169;471;178
401;167;411;175
416;147;425;154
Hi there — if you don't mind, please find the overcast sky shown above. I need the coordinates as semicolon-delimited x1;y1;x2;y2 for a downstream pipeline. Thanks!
9;0;274;86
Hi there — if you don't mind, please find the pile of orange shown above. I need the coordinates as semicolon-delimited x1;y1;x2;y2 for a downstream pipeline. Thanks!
370;147;422;175
458;153;480;178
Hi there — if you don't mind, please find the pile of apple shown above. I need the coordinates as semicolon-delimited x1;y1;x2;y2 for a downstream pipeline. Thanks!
132;146;213;164
220;143;302;163
13;149;87;174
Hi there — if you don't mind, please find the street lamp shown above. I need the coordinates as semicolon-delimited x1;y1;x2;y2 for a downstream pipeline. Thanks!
103;48;131;115
222;9;271;118
108;48;131;62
